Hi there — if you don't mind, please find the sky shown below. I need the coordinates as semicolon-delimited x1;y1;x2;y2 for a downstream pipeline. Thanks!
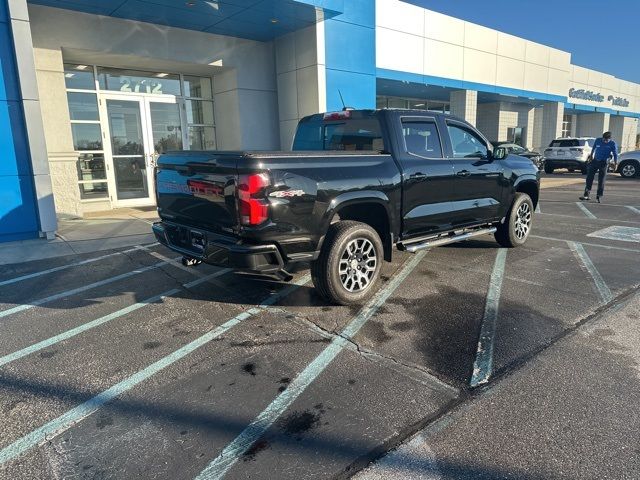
404;0;640;83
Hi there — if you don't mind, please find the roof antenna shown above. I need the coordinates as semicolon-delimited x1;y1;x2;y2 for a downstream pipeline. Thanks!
338;89;353;111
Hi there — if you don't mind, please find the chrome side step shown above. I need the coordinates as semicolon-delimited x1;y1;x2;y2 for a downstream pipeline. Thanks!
398;227;497;253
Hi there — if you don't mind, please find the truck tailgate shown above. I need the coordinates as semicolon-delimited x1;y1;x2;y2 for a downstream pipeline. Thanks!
155;151;240;233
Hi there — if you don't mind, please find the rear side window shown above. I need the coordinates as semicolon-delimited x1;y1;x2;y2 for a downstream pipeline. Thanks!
401;120;442;158
550;139;579;147
293;114;384;151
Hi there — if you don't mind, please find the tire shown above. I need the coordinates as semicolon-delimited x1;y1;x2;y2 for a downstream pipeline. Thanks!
311;221;383;306
568;168;575;173
494;193;534;248
619;161;638;178
544;164;554;174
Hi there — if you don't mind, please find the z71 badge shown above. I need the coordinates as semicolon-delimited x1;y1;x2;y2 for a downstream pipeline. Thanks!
269;189;305;198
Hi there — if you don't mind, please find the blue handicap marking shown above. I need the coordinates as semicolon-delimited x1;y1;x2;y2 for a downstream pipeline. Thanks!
587;226;640;243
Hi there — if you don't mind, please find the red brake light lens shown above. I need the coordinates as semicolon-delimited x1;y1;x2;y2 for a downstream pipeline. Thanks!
323;111;351;121
238;173;270;226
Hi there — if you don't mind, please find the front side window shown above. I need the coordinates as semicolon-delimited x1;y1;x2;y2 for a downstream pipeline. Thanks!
447;124;488;158
401;120;442;158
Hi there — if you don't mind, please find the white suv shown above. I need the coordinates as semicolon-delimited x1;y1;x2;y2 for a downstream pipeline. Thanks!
543;137;595;174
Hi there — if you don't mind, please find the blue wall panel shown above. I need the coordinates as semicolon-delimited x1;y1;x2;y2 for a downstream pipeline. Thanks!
323;0;376;111
0;0;40;242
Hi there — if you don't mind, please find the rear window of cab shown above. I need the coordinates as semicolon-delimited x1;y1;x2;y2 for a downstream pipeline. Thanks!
293;111;385;151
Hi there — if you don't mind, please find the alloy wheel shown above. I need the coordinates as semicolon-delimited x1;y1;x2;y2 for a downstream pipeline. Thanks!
338;238;377;292
514;202;532;240
622;164;637;177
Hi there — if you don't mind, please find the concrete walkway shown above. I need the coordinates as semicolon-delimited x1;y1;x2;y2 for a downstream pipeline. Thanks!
0;208;158;265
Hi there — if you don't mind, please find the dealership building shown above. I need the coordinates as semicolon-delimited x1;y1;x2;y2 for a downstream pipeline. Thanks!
2;0;639;242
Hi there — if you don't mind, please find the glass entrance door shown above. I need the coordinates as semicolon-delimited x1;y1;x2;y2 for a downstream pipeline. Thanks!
101;94;184;207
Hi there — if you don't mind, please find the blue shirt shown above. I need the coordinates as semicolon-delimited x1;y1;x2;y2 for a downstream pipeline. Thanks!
591;138;618;162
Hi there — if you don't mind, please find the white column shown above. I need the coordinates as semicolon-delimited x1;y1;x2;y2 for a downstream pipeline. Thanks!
450;90;478;126
8;0;56;238
610;115;639;152
541;102;564;151
275;23;326;150
576;112;610;138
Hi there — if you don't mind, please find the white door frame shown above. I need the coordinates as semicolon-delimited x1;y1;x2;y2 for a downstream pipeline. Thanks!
99;92;183;208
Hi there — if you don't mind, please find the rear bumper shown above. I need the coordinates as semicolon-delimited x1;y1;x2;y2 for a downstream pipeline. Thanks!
152;221;284;274
544;158;586;169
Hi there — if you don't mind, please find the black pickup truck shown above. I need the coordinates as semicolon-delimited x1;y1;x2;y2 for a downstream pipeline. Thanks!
153;109;539;305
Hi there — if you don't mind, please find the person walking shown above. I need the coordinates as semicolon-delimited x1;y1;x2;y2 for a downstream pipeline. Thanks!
580;131;617;202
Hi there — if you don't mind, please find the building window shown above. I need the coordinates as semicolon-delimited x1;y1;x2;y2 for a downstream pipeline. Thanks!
65;64;109;200
184;75;216;150
64;64;217;203
561;113;573;138
376;96;450;114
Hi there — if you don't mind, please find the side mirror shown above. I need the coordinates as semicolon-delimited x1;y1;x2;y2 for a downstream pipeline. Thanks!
492;147;507;160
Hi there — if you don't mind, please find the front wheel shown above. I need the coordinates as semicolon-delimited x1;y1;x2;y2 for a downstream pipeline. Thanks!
544;164;554;174
311;221;383;306
495;193;534;248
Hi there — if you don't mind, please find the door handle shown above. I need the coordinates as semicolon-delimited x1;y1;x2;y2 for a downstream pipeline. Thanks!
456;170;471;177
410;172;427;179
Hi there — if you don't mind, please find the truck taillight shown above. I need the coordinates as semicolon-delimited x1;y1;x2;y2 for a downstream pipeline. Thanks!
238;173;270;226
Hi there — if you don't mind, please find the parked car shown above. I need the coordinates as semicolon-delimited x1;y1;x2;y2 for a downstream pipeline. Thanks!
491;142;543;169
153;109;539;305
616;150;640;178
543;137;595;174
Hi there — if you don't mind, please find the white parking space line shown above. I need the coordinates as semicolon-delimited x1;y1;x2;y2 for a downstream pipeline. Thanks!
568;241;613;304
141;248;208;279
576;202;597;219
470;249;508;387
0;275;310;466
535;203;541;213
531;234;640;253
194;251;428;480
0;244;158;288
0;257;180;320
537;212;639;225
626;206;640;215
0;269;231;369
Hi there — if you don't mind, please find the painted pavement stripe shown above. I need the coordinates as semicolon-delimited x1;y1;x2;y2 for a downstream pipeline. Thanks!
535;203;541;213
0;274;310;465
568;241;613;304
531;234;640;253
470;248;508;387
0;257;181;320
0;243;158;288
626;206;640;215
194;250;428;480
0;269;231;368
576;202;597;219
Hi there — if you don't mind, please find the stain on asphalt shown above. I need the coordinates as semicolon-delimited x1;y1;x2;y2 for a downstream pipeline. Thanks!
143;341;162;350
242;439;270;461
348;379;356;385
172;329;191;337
242;362;257;376
389;321;413;332
279;409;322;438
362;320;393;343
96;415;113;430
39;349;57;358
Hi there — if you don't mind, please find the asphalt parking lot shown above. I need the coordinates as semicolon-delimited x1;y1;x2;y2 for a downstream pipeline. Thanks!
1;174;639;480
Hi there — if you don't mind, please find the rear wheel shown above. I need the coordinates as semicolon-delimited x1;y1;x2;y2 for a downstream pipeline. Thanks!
619;161;638;178
544;164;554;174
495;193;533;248
311;221;383;305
